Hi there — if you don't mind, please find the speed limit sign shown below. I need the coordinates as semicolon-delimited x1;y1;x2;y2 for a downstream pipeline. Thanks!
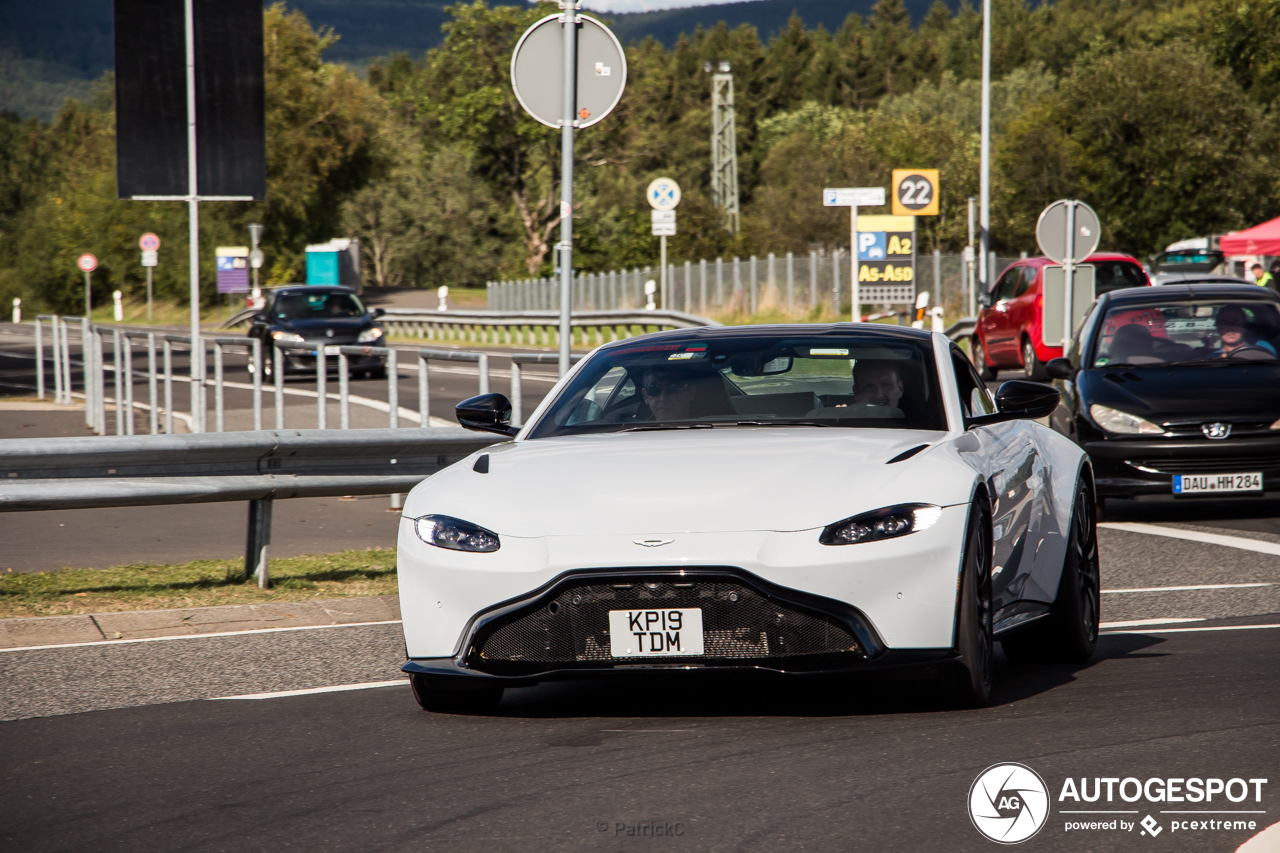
892;169;939;216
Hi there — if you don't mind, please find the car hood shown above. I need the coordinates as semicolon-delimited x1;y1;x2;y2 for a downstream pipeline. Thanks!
405;428;964;537
1080;363;1280;423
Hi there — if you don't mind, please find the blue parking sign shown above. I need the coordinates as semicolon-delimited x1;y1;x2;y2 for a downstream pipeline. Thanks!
858;231;887;261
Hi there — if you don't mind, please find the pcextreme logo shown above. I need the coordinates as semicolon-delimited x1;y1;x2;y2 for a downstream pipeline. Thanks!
969;763;1051;844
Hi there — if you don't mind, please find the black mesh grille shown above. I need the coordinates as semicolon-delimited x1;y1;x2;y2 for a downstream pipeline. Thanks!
1128;456;1280;474
476;579;861;666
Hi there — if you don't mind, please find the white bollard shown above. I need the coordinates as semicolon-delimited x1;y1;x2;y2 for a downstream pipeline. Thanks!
644;279;657;311
930;306;945;333
112;290;124;322
911;291;930;329
437;285;449;312
11;298;19;323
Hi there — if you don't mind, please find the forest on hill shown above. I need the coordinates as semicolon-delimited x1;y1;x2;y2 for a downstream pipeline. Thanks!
0;0;1276;311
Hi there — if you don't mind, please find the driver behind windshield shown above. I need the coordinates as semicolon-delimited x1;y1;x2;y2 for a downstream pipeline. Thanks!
853;360;904;408
639;368;698;421
1215;305;1276;358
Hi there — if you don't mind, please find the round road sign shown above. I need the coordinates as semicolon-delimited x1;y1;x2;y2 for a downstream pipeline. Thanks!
511;14;626;130
646;177;681;211
892;169;939;216
1036;200;1101;265
139;232;161;252
77;253;97;273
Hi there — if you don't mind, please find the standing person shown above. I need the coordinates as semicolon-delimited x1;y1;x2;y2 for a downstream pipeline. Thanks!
1250;263;1275;289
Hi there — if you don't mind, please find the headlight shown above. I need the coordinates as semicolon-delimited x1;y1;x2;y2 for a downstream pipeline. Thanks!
271;331;304;343
1270;417;1280;430
820;504;943;545
413;514;500;552
357;327;383;342
1089;404;1163;435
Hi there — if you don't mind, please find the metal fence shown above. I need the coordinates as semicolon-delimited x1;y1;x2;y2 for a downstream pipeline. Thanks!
489;252;1021;320
19;318;531;438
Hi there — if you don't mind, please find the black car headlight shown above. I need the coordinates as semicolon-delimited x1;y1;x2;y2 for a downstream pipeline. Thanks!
820;504;943;545
413;514;500;552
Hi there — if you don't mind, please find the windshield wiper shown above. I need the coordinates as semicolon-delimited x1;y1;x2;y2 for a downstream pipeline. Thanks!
728;419;836;427
621;423;715;432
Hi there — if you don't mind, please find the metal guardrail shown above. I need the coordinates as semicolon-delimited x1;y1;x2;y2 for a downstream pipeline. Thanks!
0;428;507;585
945;317;977;342
222;308;718;347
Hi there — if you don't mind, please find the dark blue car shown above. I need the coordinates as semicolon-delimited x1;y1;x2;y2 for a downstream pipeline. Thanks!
247;286;387;378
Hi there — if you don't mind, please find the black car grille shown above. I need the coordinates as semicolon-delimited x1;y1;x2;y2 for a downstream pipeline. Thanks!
474;579;862;669
1127;455;1280;474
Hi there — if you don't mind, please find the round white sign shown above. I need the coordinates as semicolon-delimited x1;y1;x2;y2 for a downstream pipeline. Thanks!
647;177;681;211
969;763;1050;844
77;253;97;273
511;15;626;130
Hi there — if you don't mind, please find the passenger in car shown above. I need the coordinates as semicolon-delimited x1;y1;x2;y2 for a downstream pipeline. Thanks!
852;360;905;409
1215;305;1277;358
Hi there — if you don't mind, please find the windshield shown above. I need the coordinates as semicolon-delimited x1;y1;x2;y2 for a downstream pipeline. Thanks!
1093;300;1280;366
274;291;366;321
525;333;947;438
1152;250;1224;274
1094;261;1148;294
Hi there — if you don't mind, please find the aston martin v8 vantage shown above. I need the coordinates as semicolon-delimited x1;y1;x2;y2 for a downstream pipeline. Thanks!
397;325;1100;711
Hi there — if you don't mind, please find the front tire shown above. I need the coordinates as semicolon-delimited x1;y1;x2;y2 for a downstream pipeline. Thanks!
1001;479;1100;663
409;674;503;714
1022;337;1047;381
941;501;994;708
972;337;996;381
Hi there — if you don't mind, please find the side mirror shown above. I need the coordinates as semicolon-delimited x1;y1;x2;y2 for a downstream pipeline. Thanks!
371;307;386;318
966;380;1060;427
456;393;519;437
1045;358;1074;380
977;293;993;309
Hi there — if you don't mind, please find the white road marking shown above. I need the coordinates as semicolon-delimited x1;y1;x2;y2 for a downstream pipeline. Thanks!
0;619;402;654
1098;617;1206;628
1103;623;1280;634
212;680;405;700
1100;522;1280;556
1103;583;1273;594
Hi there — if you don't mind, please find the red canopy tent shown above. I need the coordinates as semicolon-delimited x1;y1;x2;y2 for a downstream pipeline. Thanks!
1219;215;1280;255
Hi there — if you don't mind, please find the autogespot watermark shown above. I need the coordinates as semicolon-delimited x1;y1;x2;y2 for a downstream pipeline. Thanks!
596;821;685;838
968;764;1270;844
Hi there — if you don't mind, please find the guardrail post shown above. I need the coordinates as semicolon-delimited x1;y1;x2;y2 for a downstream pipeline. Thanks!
163;338;174;434
387;349;399;428
51;317;64;404
245;498;273;587
190;337;201;434
34;316;45;399
251;337;262;431
94;329;106;434
123;334;135;436
147;333;159;435
511;359;523;426
61;318;73;405
78;317;92;427
213;340;225;432
315;347;327;429
338;351;350;429
417;351;430;427
478;353;490;395
274;344;285;429
112;328;124;436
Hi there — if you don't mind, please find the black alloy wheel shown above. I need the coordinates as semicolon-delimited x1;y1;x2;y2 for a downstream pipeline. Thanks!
973;337;996;381
1002;480;1100;663
942;501;994;708
1022;337;1048;381
409;674;504;714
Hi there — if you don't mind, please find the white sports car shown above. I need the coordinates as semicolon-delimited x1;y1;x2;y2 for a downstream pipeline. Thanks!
397;325;1100;712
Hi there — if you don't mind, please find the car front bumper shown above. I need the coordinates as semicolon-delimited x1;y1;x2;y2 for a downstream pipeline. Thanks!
1085;435;1280;499
278;345;385;374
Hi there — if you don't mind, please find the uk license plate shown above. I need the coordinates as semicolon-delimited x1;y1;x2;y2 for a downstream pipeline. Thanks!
608;608;704;657
1173;472;1262;494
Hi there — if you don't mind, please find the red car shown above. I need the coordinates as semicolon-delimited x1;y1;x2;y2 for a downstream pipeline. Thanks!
973;253;1150;380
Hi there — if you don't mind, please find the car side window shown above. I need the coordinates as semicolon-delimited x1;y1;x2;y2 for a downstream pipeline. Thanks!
953;351;996;418
995;268;1020;302
1014;266;1036;298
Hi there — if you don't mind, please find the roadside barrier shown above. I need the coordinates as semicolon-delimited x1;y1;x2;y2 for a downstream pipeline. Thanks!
0;428;507;586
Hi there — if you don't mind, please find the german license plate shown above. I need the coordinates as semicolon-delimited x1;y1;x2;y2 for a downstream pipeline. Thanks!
323;345;341;355
608;608;704;657
1173;473;1262;494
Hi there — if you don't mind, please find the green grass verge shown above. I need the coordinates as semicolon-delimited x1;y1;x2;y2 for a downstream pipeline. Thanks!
0;547;397;619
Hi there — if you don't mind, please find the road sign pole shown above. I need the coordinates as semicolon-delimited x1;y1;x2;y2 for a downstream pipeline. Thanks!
184;0;204;431
84;271;91;317
659;235;667;309
555;2;578;377
850;204;859;322
1063;201;1076;349
979;0;992;298
146;267;153;323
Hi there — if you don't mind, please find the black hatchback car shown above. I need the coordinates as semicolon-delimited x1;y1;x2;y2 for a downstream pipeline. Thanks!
247;286;387;377
1046;283;1280;512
